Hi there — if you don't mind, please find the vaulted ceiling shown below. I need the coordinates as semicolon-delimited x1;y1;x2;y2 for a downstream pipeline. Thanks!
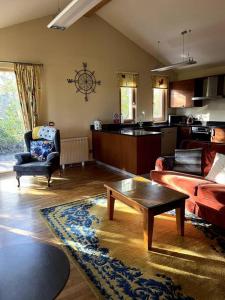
1;0;225;68
0;0;71;29
97;0;225;68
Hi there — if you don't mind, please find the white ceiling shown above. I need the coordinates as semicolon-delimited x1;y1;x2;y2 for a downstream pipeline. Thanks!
0;0;71;29
97;0;225;68
1;0;225;68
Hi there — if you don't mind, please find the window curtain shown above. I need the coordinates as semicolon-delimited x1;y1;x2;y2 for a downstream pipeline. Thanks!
152;75;168;89
118;72;139;87
14;63;43;131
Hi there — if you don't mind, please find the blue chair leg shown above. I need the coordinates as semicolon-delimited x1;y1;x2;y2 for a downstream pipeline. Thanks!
47;176;51;187
16;175;21;188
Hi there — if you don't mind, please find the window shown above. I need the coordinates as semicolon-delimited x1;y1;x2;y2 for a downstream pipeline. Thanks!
153;88;167;122
120;87;136;123
0;70;25;172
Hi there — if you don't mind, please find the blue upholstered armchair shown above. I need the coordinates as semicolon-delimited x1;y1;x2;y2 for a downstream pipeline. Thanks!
13;129;60;187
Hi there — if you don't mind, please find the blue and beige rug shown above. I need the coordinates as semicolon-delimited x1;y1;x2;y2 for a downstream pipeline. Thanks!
41;194;225;300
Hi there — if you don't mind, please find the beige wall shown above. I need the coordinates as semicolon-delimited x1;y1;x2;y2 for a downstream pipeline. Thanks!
0;15;162;140
175;65;225;121
176;65;225;81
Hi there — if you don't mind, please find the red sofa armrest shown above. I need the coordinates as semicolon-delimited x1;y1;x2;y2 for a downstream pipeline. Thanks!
155;156;175;171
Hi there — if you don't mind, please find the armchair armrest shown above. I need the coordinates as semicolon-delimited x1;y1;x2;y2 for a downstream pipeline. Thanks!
46;152;60;165
155;156;175;171
15;152;32;165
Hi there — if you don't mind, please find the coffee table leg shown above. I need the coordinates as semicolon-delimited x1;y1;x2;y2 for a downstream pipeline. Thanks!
143;209;154;250
107;189;115;220
176;200;185;236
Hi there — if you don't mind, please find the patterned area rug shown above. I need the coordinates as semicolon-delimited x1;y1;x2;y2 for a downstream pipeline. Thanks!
41;194;225;300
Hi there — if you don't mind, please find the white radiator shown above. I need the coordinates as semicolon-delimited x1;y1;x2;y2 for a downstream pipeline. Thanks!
60;137;89;168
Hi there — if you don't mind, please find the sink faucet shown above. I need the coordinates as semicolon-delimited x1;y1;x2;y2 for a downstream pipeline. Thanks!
138;111;145;128
138;120;143;128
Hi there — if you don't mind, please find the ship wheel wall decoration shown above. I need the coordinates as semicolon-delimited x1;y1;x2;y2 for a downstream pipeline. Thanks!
67;62;101;101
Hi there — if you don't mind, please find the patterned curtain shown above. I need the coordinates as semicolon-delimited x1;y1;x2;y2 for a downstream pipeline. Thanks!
14;63;43;131
152;75;168;89
118;72;139;88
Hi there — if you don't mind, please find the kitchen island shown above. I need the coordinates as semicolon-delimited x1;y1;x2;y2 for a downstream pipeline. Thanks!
92;129;161;175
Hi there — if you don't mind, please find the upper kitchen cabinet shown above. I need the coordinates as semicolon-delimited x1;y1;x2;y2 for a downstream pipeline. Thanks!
170;78;203;108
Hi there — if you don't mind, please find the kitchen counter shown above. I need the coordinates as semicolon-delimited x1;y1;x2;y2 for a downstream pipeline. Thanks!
91;121;225;132
172;122;225;128
92;129;161;136
90;122;176;132
92;129;161;174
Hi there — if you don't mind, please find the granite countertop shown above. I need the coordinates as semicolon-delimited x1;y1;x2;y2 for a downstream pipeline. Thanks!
93;129;161;136
173;123;225;128
91;121;225;132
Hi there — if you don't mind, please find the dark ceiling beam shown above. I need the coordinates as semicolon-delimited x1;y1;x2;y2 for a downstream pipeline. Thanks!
85;0;111;17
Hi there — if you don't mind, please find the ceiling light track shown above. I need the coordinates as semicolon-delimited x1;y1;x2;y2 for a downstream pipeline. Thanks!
151;29;197;72
47;0;103;30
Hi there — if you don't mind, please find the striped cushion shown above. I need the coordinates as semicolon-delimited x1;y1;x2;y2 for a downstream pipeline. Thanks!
173;148;202;175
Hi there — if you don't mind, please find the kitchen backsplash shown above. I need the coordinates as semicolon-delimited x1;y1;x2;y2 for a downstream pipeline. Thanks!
176;98;225;121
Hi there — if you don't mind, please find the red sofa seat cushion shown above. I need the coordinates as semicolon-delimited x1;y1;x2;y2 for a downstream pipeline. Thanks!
151;170;212;197
197;184;225;209
194;184;225;229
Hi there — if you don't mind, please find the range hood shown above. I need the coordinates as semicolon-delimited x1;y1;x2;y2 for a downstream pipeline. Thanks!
192;75;225;100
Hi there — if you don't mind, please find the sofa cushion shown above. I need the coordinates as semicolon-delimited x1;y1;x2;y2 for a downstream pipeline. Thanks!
195;184;225;229
151;170;212;197
14;161;51;173
180;140;225;176
155;156;175;171
173;148;202;175
30;140;54;161
205;153;225;184
197;183;225;207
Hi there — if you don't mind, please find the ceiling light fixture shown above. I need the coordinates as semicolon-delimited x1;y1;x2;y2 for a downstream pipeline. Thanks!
151;30;197;72
47;0;102;30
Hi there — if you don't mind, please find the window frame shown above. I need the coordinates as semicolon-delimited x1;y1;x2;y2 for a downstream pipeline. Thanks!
152;88;167;123
120;87;137;123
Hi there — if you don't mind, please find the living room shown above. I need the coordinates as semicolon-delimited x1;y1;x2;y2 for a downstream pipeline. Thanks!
0;1;225;299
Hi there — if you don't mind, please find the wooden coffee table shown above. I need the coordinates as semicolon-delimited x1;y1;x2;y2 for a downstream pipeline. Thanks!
104;178;188;250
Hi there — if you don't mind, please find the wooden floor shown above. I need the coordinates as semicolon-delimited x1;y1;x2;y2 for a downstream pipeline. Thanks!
0;163;129;299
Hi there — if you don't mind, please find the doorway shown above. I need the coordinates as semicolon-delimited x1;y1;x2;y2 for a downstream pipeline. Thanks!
0;71;25;172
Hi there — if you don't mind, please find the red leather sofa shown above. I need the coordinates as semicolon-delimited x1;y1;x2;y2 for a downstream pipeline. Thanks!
151;140;225;229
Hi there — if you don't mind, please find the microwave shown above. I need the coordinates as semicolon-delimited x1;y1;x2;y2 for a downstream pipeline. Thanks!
168;115;187;124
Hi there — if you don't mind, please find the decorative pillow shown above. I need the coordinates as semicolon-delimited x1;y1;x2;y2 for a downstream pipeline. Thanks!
32;126;56;141
205;153;225;184
173;148;202;175
30;140;54;161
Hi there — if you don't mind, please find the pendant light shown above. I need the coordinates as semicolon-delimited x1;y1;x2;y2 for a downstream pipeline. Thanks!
151;30;197;72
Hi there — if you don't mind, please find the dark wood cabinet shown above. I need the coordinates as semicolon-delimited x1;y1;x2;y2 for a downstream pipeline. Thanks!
177;126;192;146
170;79;203;108
92;131;161;174
170;79;194;108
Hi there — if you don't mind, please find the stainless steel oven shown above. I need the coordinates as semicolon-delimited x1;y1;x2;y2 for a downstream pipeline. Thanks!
191;126;211;141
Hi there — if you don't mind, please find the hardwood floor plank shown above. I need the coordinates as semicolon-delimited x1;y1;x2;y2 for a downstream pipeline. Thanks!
0;163;129;299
